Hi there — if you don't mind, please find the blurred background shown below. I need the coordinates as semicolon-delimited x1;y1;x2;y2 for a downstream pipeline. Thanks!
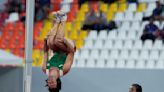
0;0;164;92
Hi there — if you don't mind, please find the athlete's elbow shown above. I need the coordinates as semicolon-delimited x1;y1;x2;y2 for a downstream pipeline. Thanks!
63;67;71;75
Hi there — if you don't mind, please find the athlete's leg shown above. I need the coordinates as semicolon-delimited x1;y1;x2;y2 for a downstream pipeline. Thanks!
47;21;60;49
48;20;66;38
49;26;75;53
51;11;67;38
55;21;66;38
47;12;67;51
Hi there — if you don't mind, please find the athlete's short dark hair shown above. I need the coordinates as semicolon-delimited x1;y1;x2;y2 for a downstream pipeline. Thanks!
132;84;142;92
45;78;61;92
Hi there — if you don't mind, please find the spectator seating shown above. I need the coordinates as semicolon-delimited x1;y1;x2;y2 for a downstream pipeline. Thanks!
0;0;164;69
73;1;164;69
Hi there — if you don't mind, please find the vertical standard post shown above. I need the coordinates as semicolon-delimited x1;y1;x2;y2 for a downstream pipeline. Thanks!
24;0;35;92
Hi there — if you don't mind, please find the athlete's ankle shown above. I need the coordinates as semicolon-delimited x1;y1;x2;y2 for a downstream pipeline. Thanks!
52;11;67;22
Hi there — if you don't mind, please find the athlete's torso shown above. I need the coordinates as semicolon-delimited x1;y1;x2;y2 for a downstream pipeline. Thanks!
46;51;67;70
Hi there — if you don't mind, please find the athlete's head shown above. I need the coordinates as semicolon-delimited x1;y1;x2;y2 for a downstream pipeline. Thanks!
47;67;60;88
129;84;142;92
47;75;57;88
46;67;61;92
46;78;61;92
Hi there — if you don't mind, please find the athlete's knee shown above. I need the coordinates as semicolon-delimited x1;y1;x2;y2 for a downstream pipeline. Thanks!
64;38;76;53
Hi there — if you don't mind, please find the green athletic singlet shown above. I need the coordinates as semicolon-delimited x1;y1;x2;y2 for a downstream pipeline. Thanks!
46;51;67;70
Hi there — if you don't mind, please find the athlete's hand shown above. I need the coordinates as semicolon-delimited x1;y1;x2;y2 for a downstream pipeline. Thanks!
42;62;47;74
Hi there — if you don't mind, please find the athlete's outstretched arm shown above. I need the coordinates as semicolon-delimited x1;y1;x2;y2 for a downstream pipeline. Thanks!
42;38;49;73
63;52;75;75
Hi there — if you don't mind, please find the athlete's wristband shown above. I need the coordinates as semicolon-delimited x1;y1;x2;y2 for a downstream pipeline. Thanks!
46;69;49;75
59;70;63;77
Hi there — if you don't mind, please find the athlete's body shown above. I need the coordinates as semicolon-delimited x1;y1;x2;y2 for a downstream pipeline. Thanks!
46;11;75;54
42;11;76;91
42;50;75;90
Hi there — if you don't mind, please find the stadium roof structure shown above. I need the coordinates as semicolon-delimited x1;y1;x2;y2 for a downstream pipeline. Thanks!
0;50;23;66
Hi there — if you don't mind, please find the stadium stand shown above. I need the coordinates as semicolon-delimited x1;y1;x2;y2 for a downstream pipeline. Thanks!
0;0;164;69
73;0;164;69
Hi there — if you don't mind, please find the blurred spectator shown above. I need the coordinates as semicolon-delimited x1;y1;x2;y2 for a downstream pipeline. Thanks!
4;0;24;23
0;0;8;12
129;84;142;92
79;0;117;8
143;1;164;21
38;0;50;7
103;0;117;4
152;1;163;20
160;0;164;4
78;0;86;8
19;0;51;22
161;26;164;42
0;12;8;24
7;0;23;14
141;17;159;42
155;26;164;42
82;2;117;31
35;0;51;21
128;0;138;3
